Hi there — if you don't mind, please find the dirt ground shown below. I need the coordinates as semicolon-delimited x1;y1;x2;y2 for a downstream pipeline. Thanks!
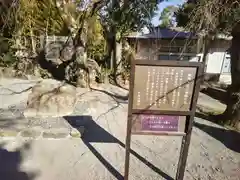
0;78;239;180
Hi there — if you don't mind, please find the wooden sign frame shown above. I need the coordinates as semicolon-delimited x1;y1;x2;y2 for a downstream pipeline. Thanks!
124;59;203;180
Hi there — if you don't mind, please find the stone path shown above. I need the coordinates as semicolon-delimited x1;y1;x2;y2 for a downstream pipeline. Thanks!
0;78;239;180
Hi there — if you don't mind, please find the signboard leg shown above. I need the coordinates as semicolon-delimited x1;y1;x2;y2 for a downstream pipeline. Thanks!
175;115;194;180
176;66;202;180
124;115;132;180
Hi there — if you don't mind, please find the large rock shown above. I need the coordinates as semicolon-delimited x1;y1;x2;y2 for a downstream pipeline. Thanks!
44;36;74;63
24;79;77;117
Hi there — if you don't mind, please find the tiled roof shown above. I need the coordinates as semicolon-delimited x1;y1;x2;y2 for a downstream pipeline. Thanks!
126;28;197;39
126;27;232;40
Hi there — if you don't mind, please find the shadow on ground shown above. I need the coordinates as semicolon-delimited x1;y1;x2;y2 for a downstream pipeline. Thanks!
0;142;38;180
64;115;173;180
195;112;216;122
194;121;240;153
201;87;228;104
195;110;226;126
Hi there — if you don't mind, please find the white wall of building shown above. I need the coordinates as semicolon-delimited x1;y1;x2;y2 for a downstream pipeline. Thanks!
205;39;231;74
205;51;226;74
219;53;232;84
221;53;231;73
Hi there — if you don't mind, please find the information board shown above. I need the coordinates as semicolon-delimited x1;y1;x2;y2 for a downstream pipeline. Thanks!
133;66;196;111
124;60;203;180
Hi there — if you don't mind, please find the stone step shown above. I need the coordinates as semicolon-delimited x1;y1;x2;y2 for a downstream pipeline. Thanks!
0;126;84;139
0;111;85;139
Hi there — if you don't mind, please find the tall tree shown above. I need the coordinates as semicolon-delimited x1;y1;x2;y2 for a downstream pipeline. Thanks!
92;0;162;78
159;5;177;28
176;0;240;129
86;15;105;64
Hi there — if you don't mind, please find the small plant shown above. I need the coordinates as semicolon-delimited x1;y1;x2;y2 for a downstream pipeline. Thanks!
0;52;17;67
39;68;51;79
96;66;112;83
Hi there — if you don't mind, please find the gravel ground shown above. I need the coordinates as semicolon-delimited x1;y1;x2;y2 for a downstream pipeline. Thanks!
0;78;239;180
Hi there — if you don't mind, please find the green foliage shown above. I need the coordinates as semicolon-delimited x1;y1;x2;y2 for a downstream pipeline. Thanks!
0;52;17;67
90;0;163;74
219;5;240;33
1;0;87;37
120;40;136;80
97;65;112;83
35;0;69;35
86;16;105;63
159;5;177;28
0;37;10;54
0;37;18;67
116;0;161;38
175;0;240;34
19;0;69;36
175;3;196;28
0;0;165;81
39;68;51;79
96;0;163;40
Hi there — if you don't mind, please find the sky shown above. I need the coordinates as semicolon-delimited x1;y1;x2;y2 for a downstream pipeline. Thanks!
151;0;186;26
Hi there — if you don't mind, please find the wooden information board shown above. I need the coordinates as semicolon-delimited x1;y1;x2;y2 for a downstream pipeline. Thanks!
124;60;203;180
133;66;196;111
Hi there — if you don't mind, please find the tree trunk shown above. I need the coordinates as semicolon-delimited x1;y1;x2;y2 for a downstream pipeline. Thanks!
105;33;115;69
112;28;117;79
222;24;240;129
103;29;119;85
110;0;118;79
104;27;117;71
201;35;214;83
30;30;36;55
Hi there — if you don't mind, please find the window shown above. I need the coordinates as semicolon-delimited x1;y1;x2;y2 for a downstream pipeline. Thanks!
160;46;180;53
159;55;170;60
181;56;190;61
168;55;180;60
159;54;197;61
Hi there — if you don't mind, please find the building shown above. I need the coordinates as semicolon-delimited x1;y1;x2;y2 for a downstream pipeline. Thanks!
126;27;232;84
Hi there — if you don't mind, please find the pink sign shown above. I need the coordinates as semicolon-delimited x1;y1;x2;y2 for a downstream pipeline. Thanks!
140;115;179;132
